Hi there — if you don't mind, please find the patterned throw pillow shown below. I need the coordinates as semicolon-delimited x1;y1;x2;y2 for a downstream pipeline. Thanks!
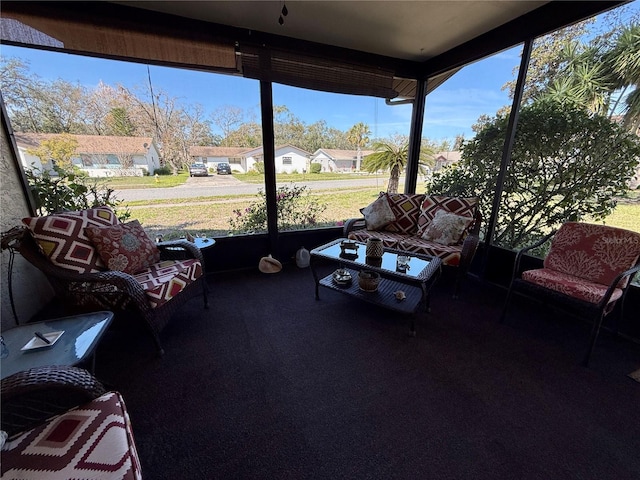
416;195;478;237
384;193;425;234
421;209;473;246
360;194;396;230
86;220;160;275
22;206;118;274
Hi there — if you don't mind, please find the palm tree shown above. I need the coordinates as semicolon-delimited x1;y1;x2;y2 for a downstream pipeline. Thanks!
605;24;640;132
346;122;371;171
362;138;432;194
541;24;640;132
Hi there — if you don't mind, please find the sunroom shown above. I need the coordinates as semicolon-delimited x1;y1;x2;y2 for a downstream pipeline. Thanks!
1;2;639;478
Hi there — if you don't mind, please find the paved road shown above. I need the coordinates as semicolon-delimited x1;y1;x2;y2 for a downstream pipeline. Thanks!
115;175;388;202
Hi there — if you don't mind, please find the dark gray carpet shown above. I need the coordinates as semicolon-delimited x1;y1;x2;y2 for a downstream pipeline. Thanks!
94;264;640;480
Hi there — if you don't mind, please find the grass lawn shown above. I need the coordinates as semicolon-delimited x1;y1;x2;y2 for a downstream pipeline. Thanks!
103;172;190;188
103;171;385;189
126;186;640;240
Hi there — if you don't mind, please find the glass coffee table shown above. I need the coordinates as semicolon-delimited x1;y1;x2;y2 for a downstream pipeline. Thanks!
310;239;442;335
0;311;113;380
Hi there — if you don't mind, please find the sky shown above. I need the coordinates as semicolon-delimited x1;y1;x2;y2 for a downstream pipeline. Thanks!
1;2;637;144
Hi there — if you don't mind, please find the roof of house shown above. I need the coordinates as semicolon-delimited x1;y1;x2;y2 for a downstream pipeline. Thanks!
313;149;376;160
189;146;250;157
242;145;312;157
14;133;155;155
433;151;462;162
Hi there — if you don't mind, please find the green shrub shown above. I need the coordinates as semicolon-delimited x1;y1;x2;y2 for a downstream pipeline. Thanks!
154;166;172;175
253;162;265;174
26;165;130;221
427;99;640;249
310;163;322;174
229;184;326;234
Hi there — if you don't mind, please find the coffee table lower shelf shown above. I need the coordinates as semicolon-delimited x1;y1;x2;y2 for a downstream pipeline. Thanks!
318;268;424;315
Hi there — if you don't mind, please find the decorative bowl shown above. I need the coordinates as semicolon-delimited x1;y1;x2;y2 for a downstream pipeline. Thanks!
332;269;352;286
358;270;380;292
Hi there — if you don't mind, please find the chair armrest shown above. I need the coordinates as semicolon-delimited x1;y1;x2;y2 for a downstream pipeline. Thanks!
597;263;640;310
343;218;366;236
1;366;106;436
157;240;205;265
458;234;480;272
511;230;557;280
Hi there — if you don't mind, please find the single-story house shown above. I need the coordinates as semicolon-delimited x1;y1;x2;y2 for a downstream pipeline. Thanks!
433;151;461;172
189;146;249;172
311;149;375;173
190;144;311;174
14;133;161;177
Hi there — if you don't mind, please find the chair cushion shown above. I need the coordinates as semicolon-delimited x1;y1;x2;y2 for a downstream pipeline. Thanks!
133;259;203;308
86;220;161;274
420;209;473;246
544;222;640;288
22;206;118;274
360;194;396;230
416;195;478;238
383;193;425;234
1;392;142;480
348;230;463;266
522;268;624;305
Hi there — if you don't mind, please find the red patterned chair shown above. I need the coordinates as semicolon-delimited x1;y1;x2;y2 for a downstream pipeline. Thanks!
344;193;482;297
500;222;640;366
1;366;142;479
2;206;208;355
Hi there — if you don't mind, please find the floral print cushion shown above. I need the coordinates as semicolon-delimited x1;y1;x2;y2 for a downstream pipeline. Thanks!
360;194;396;230
522;268;624;305
416;195;478;237
86;219;160;275
544;222;640;288
420;209;473;246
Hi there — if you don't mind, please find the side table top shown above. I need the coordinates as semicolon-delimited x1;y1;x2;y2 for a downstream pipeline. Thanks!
1;311;114;380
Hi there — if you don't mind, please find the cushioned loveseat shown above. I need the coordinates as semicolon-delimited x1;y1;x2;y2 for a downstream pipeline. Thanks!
345;193;481;296
3;206;208;355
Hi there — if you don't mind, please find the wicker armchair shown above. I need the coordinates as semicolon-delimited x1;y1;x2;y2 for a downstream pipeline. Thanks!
1;365;107;437
1;366;142;479
500;222;640;366
2;223;208;356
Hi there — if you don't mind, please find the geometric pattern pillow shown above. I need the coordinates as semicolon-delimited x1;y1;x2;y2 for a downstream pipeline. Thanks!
0;392;142;480
416;195;478;237
133;259;203;308
22;206;118;274
543;222;640;288
421;209;473;246
383;193;425;234
85;220;160;275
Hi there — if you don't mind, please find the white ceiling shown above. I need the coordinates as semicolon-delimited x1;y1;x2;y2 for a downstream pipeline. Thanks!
118;1;549;62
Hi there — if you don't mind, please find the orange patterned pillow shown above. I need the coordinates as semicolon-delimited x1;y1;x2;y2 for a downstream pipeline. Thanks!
86;220;160;274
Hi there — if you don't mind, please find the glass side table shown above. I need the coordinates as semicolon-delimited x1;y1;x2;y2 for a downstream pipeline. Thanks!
0;311;113;380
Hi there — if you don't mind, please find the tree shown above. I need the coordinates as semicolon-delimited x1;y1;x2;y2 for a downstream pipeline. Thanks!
427;100;640;249
362;135;432;194
605;24;640;131
347;122;371;171
212;105;244;146
26;134;78;170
